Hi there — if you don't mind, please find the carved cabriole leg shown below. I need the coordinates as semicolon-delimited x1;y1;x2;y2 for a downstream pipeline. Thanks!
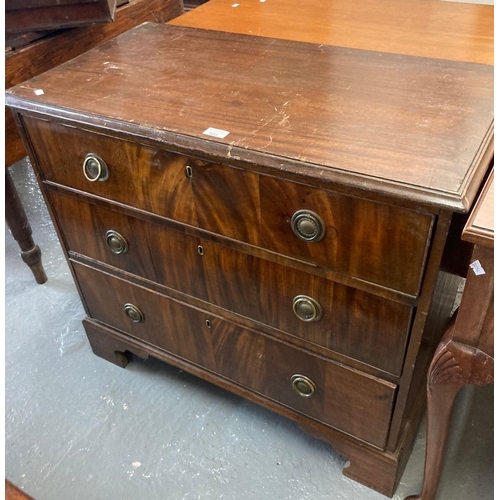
5;169;48;284
83;318;149;368
405;338;471;500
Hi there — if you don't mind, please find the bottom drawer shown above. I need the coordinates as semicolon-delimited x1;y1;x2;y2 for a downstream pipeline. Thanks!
73;261;397;449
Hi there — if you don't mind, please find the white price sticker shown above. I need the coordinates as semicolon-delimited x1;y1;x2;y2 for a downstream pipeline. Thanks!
203;127;230;139
469;260;486;276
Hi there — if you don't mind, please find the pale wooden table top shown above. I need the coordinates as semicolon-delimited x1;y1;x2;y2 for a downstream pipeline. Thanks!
170;0;493;64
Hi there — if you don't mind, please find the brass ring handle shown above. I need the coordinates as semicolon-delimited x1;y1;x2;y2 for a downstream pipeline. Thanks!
292;295;322;322
106;230;129;255
291;209;326;242
83;153;109;182
291;374;316;397
124;303;144;323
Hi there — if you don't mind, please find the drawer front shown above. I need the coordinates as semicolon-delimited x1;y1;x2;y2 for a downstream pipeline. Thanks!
49;191;209;302
26;116;433;294
73;261;397;449
51;192;412;375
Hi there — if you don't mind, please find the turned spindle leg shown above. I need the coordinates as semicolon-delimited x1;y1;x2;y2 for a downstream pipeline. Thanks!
5;169;48;284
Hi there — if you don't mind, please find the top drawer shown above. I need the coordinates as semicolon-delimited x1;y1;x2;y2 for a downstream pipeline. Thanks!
23;116;434;295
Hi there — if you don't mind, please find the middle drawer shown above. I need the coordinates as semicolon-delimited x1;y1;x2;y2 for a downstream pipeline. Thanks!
51;191;412;375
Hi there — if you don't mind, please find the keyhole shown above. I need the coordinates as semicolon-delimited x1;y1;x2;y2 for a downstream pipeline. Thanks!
185;165;193;179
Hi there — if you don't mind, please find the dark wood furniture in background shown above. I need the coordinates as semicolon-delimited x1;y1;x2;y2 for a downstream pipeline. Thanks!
6;0;118;33
182;0;208;12
5;0;184;283
5;169;47;284
6;17;493;496
406;170;494;500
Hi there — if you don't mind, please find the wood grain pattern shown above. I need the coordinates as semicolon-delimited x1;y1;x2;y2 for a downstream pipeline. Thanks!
49;190;207;300
463;169;494;248
25;116;434;295
70;252;405;385
6;23;494;211
74;261;396;449
201;238;413;376
170;0;493;65
50;190;413;375
256;175;433;295
44;181;419;307
5;0;184;166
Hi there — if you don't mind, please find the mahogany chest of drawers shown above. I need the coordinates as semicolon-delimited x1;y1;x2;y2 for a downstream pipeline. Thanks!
6;24;493;497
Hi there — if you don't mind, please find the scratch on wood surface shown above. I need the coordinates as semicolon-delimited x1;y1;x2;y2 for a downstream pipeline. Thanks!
86;95;112;106
236;99;293;145
171;33;186;41
261;39;277;56
261;136;273;149
277;114;290;127
330;100;343;115
255;97;278;112
249;113;279;137
226;142;235;158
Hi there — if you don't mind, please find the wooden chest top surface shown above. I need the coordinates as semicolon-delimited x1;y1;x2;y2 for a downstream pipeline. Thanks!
6;23;493;211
